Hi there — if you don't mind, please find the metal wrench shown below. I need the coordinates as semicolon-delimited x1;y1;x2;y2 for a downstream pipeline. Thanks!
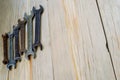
32;5;44;51
24;11;35;59
13;25;21;62
2;33;8;64
18;19;26;55
7;31;16;70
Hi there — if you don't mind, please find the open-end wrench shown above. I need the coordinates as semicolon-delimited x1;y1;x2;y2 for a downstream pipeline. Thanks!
7;31;16;70
18;19;26;55
2;33;8;64
32;5;44;51
24;11;35;59
13;25;21;62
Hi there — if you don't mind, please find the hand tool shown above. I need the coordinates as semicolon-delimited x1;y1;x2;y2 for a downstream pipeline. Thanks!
24;11;35;59
32;5;44;51
7;31;16;70
13;25;21;62
18;19;26;55
2;33;8;64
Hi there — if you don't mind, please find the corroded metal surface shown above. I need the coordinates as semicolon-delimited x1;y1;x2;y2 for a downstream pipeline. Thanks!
2;33;8;65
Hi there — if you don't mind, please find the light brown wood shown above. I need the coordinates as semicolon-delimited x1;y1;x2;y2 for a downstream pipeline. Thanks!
0;0;119;80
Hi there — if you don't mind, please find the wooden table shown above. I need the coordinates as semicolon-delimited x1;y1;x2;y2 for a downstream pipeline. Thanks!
0;0;119;80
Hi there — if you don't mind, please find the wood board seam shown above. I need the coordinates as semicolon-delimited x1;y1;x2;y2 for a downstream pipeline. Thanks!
95;0;117;80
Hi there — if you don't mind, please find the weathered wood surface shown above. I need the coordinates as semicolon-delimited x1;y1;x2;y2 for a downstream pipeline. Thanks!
0;0;119;80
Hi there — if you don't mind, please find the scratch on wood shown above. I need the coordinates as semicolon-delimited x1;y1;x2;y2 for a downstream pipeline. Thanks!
29;56;33;80
95;0;117;80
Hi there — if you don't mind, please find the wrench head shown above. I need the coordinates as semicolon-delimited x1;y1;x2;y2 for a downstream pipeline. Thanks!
25;50;36;60
32;5;44;14
2;59;8;65
7;32;14;38
18;19;26;25
32;42;43;52
24;12;28;20
7;60;16;70
24;12;34;21
32;6;36;13
19;49;26;55
15;56;21;62
2;33;8;39
40;5;44;14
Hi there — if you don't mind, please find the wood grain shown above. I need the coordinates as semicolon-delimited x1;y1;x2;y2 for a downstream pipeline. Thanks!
48;0;116;80
0;0;119;80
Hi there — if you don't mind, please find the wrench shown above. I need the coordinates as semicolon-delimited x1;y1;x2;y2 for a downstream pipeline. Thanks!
18;19;26;55
13;25;21;62
32;5;44;51
2;33;8;64
7;31;16;70
24;11;35;59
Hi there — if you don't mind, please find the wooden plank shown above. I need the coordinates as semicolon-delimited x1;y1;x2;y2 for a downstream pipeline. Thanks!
96;0;120;79
0;0;118;80
48;0;116;80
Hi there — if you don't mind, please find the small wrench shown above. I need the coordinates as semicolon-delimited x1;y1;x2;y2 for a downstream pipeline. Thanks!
2;33;8;64
24;11;35;59
18;19;26;55
7;31;16;70
13;25;21;62
32;5;44;51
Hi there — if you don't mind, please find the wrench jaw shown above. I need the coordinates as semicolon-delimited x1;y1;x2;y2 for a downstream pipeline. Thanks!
39;5;44;14
32;42;43;52
24;13;28;21
25;49;36;60
7;60;16;70
20;49;27;55
3;59;8;65
15;52;21;62
32;5;44;15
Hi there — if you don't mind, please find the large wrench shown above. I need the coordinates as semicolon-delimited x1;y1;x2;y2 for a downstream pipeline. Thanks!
32;5;44;51
7;31;16;70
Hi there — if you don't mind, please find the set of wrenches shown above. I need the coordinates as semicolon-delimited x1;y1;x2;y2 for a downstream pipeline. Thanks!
2;5;44;70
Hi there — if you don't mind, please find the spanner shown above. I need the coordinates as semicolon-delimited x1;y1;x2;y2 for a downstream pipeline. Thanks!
2;33;8;64
13;25;21;62
7;31;16;70
18;19;26;55
24;11;35;59
32;5;44;51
